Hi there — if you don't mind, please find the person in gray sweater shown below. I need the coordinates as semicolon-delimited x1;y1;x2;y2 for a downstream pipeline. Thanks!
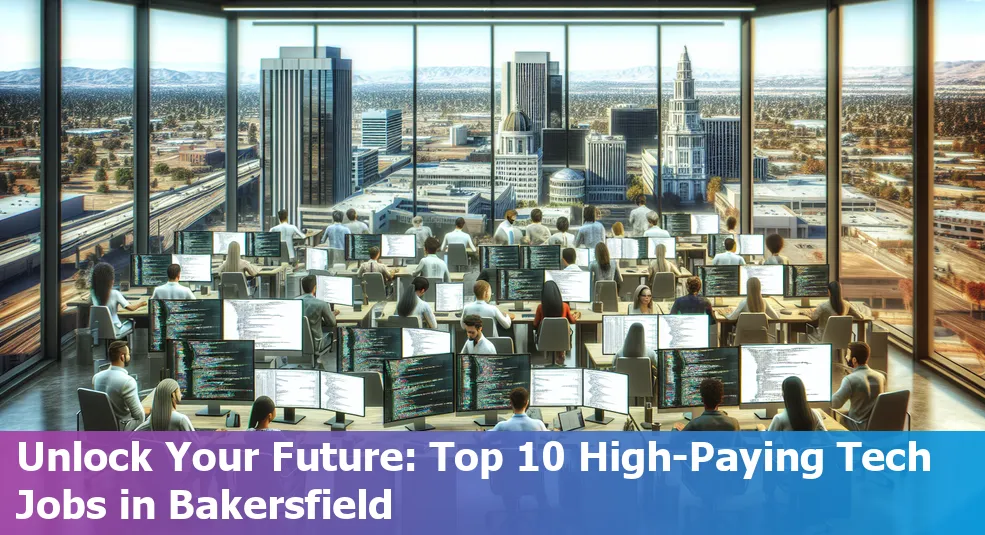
832;342;887;430
524;208;552;246
676;379;740;431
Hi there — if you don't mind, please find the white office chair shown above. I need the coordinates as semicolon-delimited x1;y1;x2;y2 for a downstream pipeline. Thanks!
728;312;774;346
487;337;514;354
809;315;855;361
88;306;133;369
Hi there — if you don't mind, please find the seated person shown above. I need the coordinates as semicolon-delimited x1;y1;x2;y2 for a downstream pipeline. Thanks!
357;246;395;287
412;236;451;283
643;211;671;238
831;342;886;430
810;281;865;339
547;216;576;248
396;277;437;329
217;241;260;294
615;322;657;367
560;247;581;271
90;261;145;335
629;285;656;315
534;281;580;365
298;274;340;353
135;378;194;431
525;209;552;246
461;280;513;336
767;376;827;431
649;243;682;279
764;233;790;265
674;379;740;431
727;277;780;320
461;314;496;355
712;237;745;266
589;242;622;292
440;217;477;253
92;341;147;431
247;396;280;431
670;277;715;325
610;221;626;238
150;263;196;300
489;387;548;431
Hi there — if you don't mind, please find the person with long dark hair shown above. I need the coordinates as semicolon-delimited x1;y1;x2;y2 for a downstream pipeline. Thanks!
574;205;605;250
810;280;863;337
396;276;436;328
90;261;144;333
533;280;579;365
614;322;657;366
589;242;622;291
767;376;826;431
248;396;280;431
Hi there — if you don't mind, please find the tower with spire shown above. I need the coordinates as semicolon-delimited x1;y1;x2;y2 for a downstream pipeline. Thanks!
661;46;707;203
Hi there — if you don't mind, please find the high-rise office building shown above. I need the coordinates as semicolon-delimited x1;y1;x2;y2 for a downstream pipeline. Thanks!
501;52;562;149
608;105;659;154
449;124;468;146
661;47;707;203
704;116;740;179
584;133;627;204
361;109;402;154
754;154;769;180
495;111;542;205
352;147;380;190
261;46;352;227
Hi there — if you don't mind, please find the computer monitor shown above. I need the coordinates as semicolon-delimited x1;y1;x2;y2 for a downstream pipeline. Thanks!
171;254;213;283
522;245;561;269
480;245;521;269
436;282;464;312
169;339;254;416
456;354;531;426
529;368;583;407
657;314;710;349
174;231;213;255
381;234;416;258
248;232;283;258
740;265;785;296
738;234;765;256
149;299;222;352
253;368;319;424
345;234;382;261
582;369;629;424
708;234;731;257
305;248;329;272
605;238;645;260
337;327;402;373
786;265;830;298
496;269;544;302
545;269;592;303
213;232;247;255
222;299;303;351
739;344;832;411
647;237;677;259
575;247;595;267
382;353;455;431
402;328;451;357
658;348;740;410
132;254;212;287
320;371;366;428
697;265;741;297
690;214;720;235
662;213;691;237
315;275;354;306
602;315;660;355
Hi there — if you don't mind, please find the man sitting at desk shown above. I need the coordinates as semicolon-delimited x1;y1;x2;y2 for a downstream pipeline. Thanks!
440;217;477;253
712;237;746;266
412;237;451;282
344;208;370;235
674;378;740;431
357;246;395;288
321;210;351;250
831;342;886;431
561;248;581;271
150;263;196;300
461;314;497;355
643;211;671;238
489;387;548;432
92;341;148;431
461;280;513;337
299;275;339;354
270;209;305;261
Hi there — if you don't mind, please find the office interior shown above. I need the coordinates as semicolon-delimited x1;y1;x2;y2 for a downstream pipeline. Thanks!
1;0;984;431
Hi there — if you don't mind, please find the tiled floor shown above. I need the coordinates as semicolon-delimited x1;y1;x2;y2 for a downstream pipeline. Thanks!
2;342;983;430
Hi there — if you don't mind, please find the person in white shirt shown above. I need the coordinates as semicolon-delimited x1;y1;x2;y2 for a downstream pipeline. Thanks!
461;280;514;336
712;237;746;266
643;211;671;238
727;277;780;320
270;209;305;261
150;264;197;301
494;209;520;245
440;217;477;252
135;378;194;432
524;208;552;246
489;387;548;432
628;195;651;236
412;237;451;282
405;216;433;254
395;277;437;329
460;314;497;355
560;248;582;271
92;341;147;430
90;262;145;333
344;208;370;235
547;216;576;248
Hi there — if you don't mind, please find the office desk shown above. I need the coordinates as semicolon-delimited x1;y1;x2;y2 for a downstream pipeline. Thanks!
336;302;381;326
585;343;611;368
303;229;321;247
397;266;467;282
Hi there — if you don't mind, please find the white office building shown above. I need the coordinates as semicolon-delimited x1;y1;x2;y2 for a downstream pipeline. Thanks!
351;147;380;190
661;47;707;203
449;124;468;146
361;109;402;154
584;133;627;204
495;111;542;206
549;168;586;205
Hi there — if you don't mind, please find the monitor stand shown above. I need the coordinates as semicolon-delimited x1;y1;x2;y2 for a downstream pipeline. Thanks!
683;406;705;421
405;417;434;431
474;411;503;427
274;407;306;425
324;411;353;429
797;297;813;308
196;401;230;417
514;300;527;311
754;407;779;420
585;408;613;425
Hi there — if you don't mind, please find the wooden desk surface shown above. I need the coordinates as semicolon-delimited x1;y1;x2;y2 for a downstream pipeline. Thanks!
379;301;541;325
336;302;380;324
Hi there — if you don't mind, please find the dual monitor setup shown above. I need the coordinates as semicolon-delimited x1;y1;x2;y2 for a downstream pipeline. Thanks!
344;234;417;261
174;230;284;257
698;264;830;302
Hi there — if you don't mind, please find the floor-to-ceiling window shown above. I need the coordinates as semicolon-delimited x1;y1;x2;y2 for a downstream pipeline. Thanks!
149;9;226;252
754;11;828;263
0;0;42;378
60;0;135;344
933;0;985;377
841;0;914;339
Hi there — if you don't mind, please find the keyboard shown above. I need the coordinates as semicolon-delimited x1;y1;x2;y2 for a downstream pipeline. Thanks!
717;307;734;317
521;313;536;318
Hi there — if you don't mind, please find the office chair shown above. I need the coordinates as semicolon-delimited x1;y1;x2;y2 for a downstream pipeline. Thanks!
347;372;384;407
362;272;388;301
649;272;677;301
535;318;572;366
480;316;497;337
594;280;619;312
808;315;854;361
462;271;479;294
614;357;654;405
77;388;120;431
728;312;774;346
487;337;514;354
302;317;333;369
447;243;469;272
88;306;133;369
220;272;250;299
424;277;443;302
867;327;890;373
835;389;910;431
381;316;422;328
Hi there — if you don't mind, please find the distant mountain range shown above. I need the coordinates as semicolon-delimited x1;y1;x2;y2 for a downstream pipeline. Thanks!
0;61;982;88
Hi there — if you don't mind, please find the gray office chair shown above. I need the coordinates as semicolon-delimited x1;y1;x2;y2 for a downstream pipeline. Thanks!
487;337;514;354
462;271;479;294
88;306;132;368
479;316;496;337
447;243;469;272
381;315;422;328
728;312;773;346
347;372;384;408
649;272;677;301
77;388;120;431
595;280;619;312
220;272;250;299
302;317;333;369
361;272;387;301
614;357;654;406
535;318;572;365
278;241;291;266
835;389;910;431
424;277;443;302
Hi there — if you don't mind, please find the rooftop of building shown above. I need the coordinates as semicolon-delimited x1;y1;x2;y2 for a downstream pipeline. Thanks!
361;109;402;118
935;209;985;222
0;192;83;218
501;111;532;132
550;168;585;182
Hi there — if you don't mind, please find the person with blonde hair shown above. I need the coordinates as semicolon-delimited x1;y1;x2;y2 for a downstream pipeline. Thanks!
610;221;625;238
135;379;194;431
727;277;780;320
648;243;682;278
217;241;259;295
405;215;433;254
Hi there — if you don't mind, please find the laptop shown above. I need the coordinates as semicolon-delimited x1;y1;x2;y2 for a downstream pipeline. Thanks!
558;409;585;431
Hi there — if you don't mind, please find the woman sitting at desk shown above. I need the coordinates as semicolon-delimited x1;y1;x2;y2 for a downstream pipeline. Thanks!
396;276;437;329
589;242;622;292
534;281;580;365
810;281;863;338
766;376;826;431
727;277;780;320
629;284;656;315
615;322;658;368
648;243;682;280
248;396;280;431
217;241;260;294
135;379;194;431
90;261;145;336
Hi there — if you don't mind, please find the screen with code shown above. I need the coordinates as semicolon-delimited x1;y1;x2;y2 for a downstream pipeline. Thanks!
545;269;592;303
662;214;691;237
171;339;254;402
249;232;283;257
496;269;544;301
480;246;521;269
740;344;832;404
222;299;303;351
786;265;830;297
658;348;740;409
345;234;382;261
382;353;455;424
529;368;583;407
149;299;222;352
253;369;320;409
522;245;561;269
456;354;531;413
698;265;741;297
321;371;366;416
605;238;645;260
657;314;709;349
402;328;451;358
338;327;402;373
213;232;247;255
583;369;629;414
174;231;213;255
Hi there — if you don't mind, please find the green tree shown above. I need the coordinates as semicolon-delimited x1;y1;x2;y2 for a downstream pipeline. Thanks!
100;158;109;168
114;167;133;186
154;162;171;175
171;167;195;182
248;123;258;145
96;183;110;194
25;166;40;180
205;126;214;139
101;138;122;150
193;120;203;131
77;148;97;168
94;168;107;182
706;176;723;204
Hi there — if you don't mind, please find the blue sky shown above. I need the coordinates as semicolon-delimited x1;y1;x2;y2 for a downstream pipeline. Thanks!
1;0;982;73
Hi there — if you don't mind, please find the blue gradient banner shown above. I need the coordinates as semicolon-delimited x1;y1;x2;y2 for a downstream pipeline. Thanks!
0;432;976;534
